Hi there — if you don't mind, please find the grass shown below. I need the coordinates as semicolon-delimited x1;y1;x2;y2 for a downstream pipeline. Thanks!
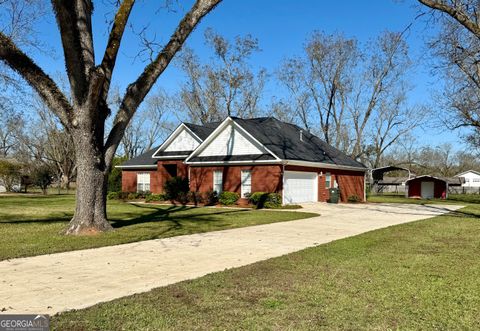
52;203;480;330
367;192;480;205
0;194;317;261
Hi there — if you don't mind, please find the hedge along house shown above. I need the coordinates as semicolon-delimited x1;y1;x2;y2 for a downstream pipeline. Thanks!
118;117;367;204
405;175;448;199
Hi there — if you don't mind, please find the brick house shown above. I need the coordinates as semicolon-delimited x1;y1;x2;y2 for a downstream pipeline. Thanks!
118;117;367;204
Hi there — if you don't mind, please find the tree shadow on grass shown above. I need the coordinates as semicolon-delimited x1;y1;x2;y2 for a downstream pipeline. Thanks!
0;204;252;230
109;204;250;229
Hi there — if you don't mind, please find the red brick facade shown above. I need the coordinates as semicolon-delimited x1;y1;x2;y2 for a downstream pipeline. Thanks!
189;165;283;194
122;162;365;203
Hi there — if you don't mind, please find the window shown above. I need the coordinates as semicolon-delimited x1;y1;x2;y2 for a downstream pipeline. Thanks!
465;178;470;182
213;170;223;193
474;178;480;183
241;170;252;198
137;173;151;193
325;172;331;188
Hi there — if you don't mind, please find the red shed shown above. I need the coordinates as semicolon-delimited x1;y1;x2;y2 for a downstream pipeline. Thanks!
405;175;448;199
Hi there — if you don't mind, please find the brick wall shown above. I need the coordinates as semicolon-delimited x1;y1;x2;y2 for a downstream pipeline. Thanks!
121;171;137;192
189;165;283;195
121;169;163;193
123;162;365;202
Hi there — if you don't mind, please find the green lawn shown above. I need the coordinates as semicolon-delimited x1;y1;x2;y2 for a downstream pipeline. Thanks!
52;203;480;330
0;194;316;261
367;193;480;205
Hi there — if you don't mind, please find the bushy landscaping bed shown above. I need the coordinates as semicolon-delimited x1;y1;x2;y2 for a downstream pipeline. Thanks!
108;176;285;209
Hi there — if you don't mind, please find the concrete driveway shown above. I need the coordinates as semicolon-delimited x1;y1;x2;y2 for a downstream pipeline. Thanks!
0;203;463;315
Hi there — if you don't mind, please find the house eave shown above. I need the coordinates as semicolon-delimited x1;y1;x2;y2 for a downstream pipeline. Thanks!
115;165;158;169
185;159;283;166
155;155;189;160
283;160;367;172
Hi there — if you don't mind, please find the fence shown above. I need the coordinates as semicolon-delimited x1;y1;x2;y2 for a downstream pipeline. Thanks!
449;186;480;194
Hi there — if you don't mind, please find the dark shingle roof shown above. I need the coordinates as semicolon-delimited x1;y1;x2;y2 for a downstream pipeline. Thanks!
120;147;159;167
184;122;218;140
120;117;366;169
231;117;366;169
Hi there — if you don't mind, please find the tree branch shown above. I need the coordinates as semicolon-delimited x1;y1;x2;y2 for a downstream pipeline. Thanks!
418;0;480;38
0;32;73;128
100;0;135;99
51;0;95;102
104;0;222;167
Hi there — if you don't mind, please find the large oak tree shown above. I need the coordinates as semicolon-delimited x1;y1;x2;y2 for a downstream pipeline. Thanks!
0;0;221;234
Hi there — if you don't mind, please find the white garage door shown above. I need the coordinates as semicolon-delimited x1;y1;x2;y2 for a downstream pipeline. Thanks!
421;181;434;199
283;171;318;204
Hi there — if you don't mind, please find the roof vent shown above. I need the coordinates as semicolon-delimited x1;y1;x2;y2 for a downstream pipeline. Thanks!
300;130;303;142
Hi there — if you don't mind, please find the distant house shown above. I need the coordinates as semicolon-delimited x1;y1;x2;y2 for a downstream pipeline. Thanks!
455;170;480;187
117;117;367;204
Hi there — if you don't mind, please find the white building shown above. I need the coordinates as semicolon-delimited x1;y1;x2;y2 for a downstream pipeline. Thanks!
455;170;480;187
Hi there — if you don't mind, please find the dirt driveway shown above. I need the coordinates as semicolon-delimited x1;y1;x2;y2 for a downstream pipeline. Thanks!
0;203;462;315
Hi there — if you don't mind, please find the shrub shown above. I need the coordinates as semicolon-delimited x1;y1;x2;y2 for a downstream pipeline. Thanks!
249;192;282;209
107;191;120;200
145;193;166;202
118;192;130;200
264;193;282;209
347;194;361;203
108;156;127;192
31;166;53;195
177;191;190;205
204;190;218;206
127;192;141;200
218;191;240;205
164;176;189;201
248;192;267;206
188;191;204;205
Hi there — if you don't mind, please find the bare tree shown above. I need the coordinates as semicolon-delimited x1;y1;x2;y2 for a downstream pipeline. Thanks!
368;101;427;168
120;89;173;158
0;109;23;157
20;103;77;190
416;143;457;177
276;58;313;131
419;0;480;148
0;0;221;234
278;31;419;165
349;32;412;160
176;29;266;124
277;32;357;149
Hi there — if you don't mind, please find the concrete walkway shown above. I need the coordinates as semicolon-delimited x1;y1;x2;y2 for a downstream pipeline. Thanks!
0;203;463;315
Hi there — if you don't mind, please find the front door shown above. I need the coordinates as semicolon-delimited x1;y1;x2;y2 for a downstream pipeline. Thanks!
421;181;434;199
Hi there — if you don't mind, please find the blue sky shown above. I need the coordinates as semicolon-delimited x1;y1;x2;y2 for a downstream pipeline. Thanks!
33;0;467;150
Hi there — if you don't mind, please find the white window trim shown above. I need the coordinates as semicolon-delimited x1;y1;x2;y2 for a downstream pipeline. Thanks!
213;170;223;194
325;172;331;189
241;170;252;198
137;172;151;193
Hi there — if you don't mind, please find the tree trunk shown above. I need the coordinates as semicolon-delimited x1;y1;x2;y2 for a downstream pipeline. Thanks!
64;131;113;235
60;174;71;190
